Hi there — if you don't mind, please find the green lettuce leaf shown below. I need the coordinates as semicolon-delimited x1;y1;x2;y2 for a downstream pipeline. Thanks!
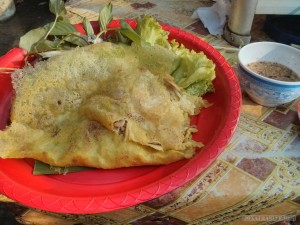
119;16;215;97
184;80;214;97
135;15;170;48
119;15;170;48
170;40;215;95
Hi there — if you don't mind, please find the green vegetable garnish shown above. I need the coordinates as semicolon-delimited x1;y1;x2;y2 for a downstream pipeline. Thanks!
19;0;113;54
118;15;215;97
33;160;90;175
18;1;215;99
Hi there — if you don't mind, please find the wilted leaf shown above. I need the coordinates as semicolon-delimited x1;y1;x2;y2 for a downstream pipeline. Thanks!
49;0;66;17
110;30;131;44
59;34;89;47
48;21;78;35
119;20;141;44
83;17;95;37
19;2;117;56
19;27;48;52
99;2;113;31
30;39;59;53
33;160;90;175
57;14;69;23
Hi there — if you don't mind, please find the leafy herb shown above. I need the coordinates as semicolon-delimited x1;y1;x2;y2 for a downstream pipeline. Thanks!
99;2;113;33
119;19;142;44
47;21;78;35
19;27;48;52
83;17;96;41
45;0;68;38
49;0;67;18
31;39;59;53
19;0;114;56
33;160;90;175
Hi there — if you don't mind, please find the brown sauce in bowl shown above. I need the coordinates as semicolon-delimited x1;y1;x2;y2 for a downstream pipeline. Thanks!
247;61;300;82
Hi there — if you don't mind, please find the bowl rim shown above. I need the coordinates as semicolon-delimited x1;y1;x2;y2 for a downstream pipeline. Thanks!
238;41;300;86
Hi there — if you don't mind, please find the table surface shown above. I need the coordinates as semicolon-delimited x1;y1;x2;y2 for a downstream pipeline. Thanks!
0;0;299;224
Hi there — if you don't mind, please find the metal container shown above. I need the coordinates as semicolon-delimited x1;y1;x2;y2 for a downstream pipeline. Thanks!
223;0;258;46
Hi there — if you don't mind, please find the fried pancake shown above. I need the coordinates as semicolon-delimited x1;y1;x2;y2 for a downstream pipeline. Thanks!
0;42;206;169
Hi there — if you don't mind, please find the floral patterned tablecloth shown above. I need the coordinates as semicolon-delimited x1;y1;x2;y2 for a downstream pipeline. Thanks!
1;0;299;224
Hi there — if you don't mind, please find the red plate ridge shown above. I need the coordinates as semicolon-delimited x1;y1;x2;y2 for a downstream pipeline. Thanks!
0;20;241;213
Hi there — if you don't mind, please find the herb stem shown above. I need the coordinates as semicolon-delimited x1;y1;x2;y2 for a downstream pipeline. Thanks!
0;67;17;71
213;46;240;53
0;72;14;74
58;33;89;46
0;67;18;74
73;33;89;45
44;16;59;40
94;28;117;43
95;30;105;41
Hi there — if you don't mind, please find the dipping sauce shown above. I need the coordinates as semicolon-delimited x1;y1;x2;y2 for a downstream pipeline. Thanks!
247;61;300;82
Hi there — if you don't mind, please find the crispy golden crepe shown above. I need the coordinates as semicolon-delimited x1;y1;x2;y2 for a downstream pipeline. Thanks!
0;42;207;169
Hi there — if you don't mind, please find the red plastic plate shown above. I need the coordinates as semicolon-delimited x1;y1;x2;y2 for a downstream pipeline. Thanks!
0;21;241;214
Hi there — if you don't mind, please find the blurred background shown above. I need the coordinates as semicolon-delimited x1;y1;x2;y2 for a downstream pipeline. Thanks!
0;0;54;55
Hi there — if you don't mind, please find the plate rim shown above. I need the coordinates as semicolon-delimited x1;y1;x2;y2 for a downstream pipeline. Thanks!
0;20;241;213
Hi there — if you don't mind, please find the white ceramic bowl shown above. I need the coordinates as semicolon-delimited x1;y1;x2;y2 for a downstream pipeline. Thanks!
238;41;300;107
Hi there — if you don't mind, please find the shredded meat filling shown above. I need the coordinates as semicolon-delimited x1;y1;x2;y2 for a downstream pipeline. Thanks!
113;119;127;135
